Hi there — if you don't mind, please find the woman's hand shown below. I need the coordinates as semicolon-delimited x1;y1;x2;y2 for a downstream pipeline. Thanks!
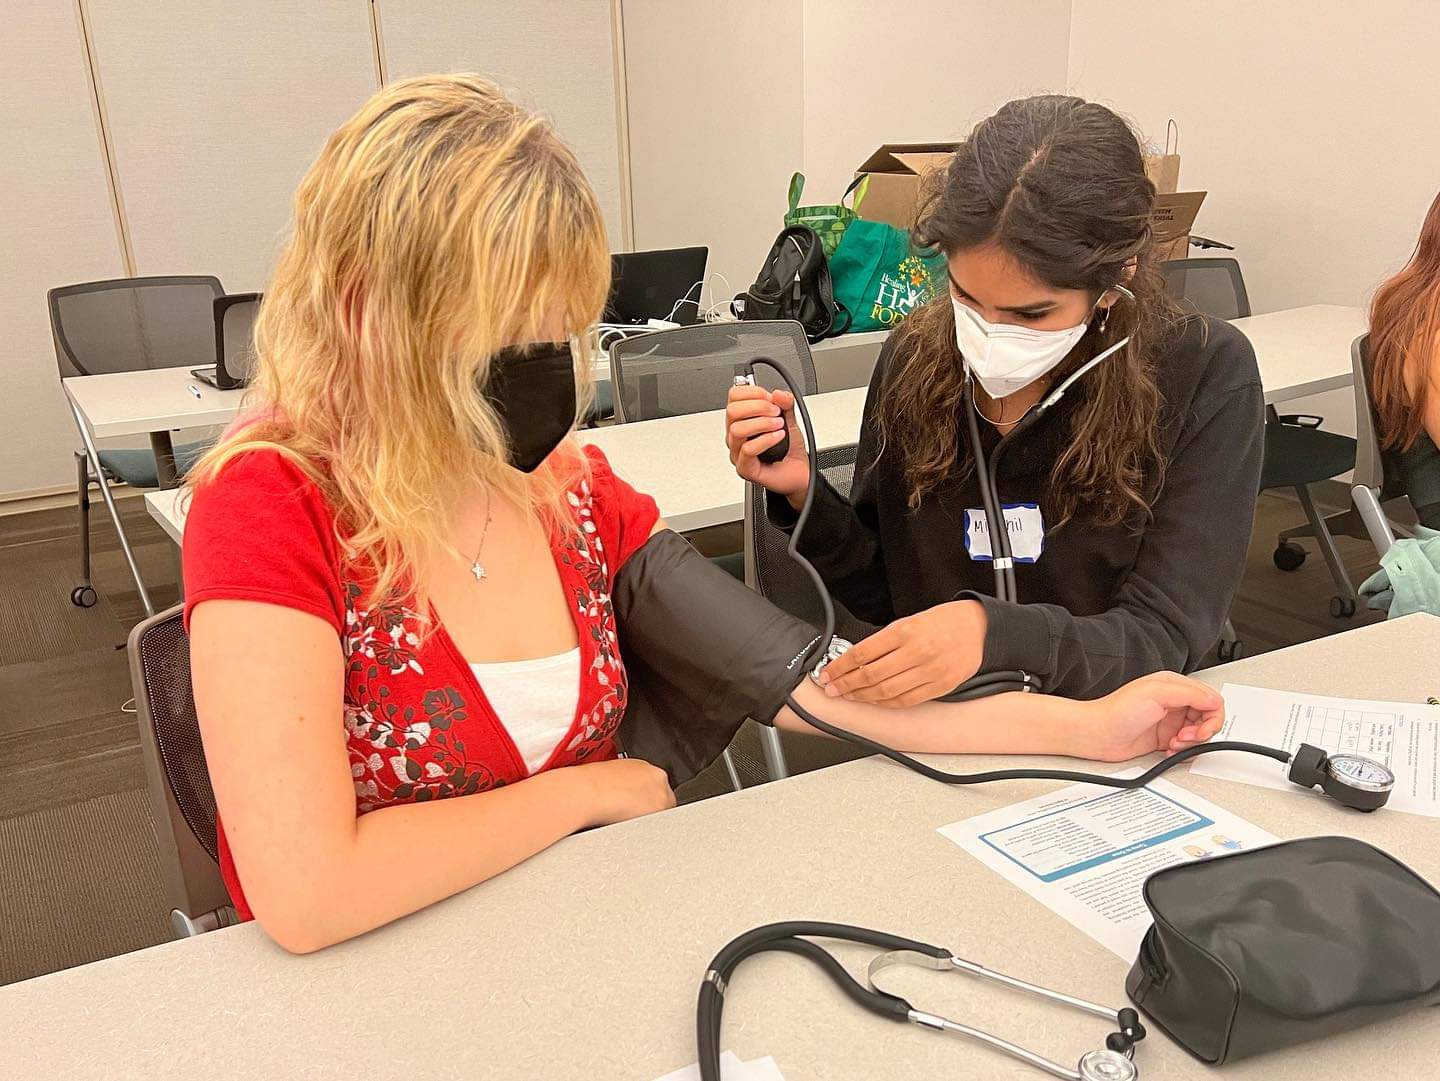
819;600;986;708
576;758;676;828
724;383;810;505
1071;672;1225;763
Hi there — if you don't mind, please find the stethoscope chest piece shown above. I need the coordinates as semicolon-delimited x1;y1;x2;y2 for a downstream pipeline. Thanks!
1078;1049;1138;1081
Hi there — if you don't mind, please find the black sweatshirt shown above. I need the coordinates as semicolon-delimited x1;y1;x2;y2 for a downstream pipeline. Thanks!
769;313;1264;699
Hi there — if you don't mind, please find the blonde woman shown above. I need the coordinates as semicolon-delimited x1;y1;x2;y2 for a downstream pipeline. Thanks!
185;75;1226;954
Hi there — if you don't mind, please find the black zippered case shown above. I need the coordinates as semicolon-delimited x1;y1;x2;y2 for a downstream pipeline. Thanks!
1126;836;1440;1064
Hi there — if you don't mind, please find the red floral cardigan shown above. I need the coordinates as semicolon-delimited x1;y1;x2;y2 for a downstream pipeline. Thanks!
182;444;659;919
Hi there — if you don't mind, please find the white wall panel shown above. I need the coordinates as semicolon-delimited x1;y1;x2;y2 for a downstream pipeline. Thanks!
378;0;625;245
1069;0;1440;439
0;2;125;496
623;0;804;303
802;0;1071;197
85;1;377;293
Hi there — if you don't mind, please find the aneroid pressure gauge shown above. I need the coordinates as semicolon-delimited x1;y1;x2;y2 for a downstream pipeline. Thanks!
1287;743;1395;812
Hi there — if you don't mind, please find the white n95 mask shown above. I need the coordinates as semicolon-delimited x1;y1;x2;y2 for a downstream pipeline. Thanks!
952;296;1092;400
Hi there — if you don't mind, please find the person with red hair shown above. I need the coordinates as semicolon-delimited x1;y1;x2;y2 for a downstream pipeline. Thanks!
1368;193;1440;527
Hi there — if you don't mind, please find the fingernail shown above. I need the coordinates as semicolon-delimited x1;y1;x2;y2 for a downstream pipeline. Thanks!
773;418;785;429
825;683;841;697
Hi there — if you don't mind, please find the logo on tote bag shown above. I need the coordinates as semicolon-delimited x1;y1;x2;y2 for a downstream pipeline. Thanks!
871;254;939;326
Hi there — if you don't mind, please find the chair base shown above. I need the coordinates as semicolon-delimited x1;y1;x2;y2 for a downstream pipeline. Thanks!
1268;484;1358;614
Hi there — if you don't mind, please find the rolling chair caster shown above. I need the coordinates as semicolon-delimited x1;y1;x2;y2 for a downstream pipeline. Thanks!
70;584;98;608
1216;637;1244;663
1272;541;1306;571
1329;595;1356;619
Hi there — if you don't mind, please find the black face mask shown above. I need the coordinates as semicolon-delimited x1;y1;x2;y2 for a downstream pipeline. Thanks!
482;341;578;473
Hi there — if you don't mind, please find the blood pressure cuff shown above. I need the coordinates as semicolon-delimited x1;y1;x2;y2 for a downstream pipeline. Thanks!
613;530;820;787
1127;836;1440;1064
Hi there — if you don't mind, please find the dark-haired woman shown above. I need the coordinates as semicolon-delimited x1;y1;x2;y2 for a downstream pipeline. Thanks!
726;95;1264;705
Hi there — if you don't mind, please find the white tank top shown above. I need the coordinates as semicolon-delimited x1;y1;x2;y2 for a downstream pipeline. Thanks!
469;647;581;774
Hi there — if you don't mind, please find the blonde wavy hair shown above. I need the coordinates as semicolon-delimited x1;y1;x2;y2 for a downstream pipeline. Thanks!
188;73;610;605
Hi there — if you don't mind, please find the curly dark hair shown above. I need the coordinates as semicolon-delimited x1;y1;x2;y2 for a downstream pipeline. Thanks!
878;94;1185;526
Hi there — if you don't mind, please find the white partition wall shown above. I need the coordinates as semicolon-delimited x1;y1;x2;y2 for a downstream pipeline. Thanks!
83;0;377;293
377;0;626;245
801;0;1071;197
622;0;804;303
1;3;126;495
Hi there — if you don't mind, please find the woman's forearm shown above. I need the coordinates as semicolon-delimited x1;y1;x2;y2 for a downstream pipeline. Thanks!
774;677;1086;756
252;766;595;953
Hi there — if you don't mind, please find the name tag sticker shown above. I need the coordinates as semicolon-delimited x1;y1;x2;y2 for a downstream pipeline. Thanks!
963;503;1045;563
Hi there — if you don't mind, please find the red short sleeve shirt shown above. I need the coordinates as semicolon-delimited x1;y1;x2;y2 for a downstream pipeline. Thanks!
182;444;659;919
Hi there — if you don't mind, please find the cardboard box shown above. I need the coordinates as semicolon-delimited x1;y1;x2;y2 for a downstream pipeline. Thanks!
853;140;1203;260
1153;191;1207;261
853;143;958;230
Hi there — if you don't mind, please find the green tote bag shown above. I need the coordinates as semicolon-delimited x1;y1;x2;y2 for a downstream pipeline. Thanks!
784;173;870;258
828;219;945;333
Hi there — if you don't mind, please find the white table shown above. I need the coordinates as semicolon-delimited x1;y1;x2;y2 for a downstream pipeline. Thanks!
142;306;1366;547
1228;304;1366;405
3;614;1437;1081
145;386;870;544
66;331;886;454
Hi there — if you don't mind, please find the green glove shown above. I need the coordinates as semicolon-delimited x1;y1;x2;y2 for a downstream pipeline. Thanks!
1358;565;1393;613
1362;525;1440;618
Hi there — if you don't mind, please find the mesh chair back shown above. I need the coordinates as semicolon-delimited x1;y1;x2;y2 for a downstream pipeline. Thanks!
745;443;858;627
609;320;818;423
1159;258;1252;320
128;605;232;933
215;292;262;386
49;275;224;378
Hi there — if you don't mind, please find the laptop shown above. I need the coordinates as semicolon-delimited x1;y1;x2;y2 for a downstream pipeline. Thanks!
191;292;262;389
605;246;708;325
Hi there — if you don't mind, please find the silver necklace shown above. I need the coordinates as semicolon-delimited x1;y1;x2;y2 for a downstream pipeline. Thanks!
972;374;1050;429
468;489;494;582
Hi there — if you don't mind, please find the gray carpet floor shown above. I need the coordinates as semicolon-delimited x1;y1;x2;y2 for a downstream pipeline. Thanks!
0;486;1384;985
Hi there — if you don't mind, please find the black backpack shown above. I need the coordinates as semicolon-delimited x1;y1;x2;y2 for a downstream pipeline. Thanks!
735;225;851;342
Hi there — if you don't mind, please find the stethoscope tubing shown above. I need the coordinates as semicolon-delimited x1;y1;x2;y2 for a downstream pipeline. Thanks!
744;358;1293;792
697;922;1146;1081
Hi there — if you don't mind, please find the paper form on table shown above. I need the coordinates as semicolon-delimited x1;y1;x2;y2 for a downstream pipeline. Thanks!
1189;684;1440;817
939;775;1278;959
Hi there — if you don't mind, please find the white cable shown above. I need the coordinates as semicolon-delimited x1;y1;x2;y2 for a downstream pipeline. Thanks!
663;278;706;323
702;271;738;322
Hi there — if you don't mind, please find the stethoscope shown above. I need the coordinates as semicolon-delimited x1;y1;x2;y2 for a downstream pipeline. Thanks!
961;290;1137;609
698;922;1147;1081
739;352;1397;808
935;298;1139;698
703;351;1397;1081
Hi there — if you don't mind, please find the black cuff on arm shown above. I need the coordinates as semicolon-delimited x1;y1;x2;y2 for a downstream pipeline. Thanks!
957;591;1054;681
614;530;821;786
765;488;800;531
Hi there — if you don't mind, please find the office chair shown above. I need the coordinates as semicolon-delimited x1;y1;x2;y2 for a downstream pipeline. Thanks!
609;319;820;582
49;275;225;614
1161;257;1251;319
608;319;818;424
737;443;861;784
1350;333;1418;557
1161;258;1359;645
128;605;237;938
